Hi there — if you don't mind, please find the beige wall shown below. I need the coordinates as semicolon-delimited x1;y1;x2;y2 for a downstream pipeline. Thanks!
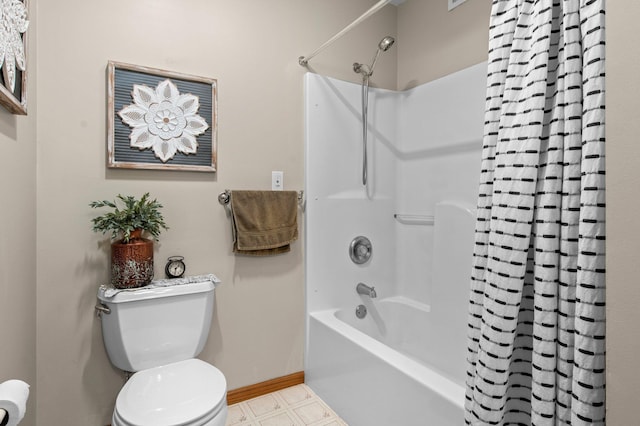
0;3;37;426
606;2;640;425
397;0;492;89
34;0;396;424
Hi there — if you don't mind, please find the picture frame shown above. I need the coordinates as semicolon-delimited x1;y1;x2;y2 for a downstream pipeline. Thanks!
0;0;29;115
107;61;218;172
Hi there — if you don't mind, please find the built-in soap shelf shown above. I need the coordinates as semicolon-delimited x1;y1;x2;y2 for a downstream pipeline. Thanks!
393;214;435;226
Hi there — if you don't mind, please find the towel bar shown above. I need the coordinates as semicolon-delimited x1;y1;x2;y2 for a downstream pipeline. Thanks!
218;189;304;207
393;214;435;225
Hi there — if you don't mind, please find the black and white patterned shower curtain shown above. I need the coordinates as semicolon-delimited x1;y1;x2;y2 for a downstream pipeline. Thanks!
465;0;605;425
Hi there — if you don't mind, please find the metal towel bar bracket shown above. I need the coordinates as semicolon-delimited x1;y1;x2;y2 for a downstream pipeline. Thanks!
217;189;305;208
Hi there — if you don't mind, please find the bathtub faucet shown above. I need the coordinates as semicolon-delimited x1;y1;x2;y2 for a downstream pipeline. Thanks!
356;282;377;298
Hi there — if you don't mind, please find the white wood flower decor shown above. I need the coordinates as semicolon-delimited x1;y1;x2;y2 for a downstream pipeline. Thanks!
118;79;209;162
0;0;29;114
107;61;218;172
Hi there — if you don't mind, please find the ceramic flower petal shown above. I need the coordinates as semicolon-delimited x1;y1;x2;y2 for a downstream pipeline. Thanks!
0;38;6;69
11;1;29;33
3;53;15;92
185;115;209;135
175;133;198;155
153;139;178;163
132;84;156;109
156;79;179;103
129;127;154;149
118;105;147;127
12;33;24;71
177;93;200;115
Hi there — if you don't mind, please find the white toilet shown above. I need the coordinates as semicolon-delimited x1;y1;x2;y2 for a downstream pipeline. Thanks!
97;280;228;426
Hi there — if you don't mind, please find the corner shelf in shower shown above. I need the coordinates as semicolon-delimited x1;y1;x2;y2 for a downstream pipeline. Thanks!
393;214;435;226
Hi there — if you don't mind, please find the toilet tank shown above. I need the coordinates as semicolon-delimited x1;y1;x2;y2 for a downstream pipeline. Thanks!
97;281;215;372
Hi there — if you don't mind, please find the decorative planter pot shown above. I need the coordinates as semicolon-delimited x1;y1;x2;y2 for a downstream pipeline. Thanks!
110;229;154;289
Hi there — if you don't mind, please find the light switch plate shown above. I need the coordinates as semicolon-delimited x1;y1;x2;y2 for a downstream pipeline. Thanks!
272;171;284;190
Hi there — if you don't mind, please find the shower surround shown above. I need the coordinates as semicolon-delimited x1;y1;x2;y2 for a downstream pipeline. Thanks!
304;62;487;425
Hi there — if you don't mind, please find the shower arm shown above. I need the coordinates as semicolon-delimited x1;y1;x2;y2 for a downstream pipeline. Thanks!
298;0;392;66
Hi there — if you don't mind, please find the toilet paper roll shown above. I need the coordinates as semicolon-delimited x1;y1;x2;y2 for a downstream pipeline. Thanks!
0;380;29;426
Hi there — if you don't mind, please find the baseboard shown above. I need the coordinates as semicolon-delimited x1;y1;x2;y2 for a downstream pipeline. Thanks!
226;371;305;405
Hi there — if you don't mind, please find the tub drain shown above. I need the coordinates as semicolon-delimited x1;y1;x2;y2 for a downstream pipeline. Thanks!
355;304;367;319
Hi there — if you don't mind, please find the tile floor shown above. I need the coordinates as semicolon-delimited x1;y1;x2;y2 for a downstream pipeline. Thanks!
226;384;348;426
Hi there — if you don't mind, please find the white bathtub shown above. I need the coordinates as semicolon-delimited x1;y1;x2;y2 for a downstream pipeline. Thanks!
306;296;465;425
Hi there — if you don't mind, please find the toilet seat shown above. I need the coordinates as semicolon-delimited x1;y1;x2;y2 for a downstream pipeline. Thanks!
113;359;227;426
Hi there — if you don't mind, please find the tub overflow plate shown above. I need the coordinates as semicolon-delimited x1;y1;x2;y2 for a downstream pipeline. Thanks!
349;236;372;264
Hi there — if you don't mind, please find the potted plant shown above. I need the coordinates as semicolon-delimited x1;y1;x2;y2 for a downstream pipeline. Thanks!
90;193;169;289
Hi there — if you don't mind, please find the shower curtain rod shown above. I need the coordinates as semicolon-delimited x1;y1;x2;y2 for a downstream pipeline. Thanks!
298;0;392;66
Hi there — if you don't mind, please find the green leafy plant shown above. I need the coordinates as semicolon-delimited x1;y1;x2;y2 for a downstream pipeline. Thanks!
90;193;169;243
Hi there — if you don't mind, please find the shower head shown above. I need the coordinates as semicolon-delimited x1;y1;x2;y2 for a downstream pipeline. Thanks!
378;36;395;52
353;35;396;78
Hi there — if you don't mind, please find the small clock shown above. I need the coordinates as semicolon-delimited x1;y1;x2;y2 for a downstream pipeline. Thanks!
165;256;186;279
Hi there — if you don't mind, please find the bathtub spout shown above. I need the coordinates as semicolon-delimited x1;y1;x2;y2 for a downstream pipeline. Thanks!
356;283;377;298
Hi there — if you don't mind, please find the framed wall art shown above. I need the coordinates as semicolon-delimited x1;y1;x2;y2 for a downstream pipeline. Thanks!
107;61;218;172
0;0;29;115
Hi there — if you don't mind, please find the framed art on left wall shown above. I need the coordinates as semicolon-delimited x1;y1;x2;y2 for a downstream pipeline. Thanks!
0;0;29;115
107;61;218;172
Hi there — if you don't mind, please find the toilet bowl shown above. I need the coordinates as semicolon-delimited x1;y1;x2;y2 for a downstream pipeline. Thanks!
112;359;227;426
97;279;227;426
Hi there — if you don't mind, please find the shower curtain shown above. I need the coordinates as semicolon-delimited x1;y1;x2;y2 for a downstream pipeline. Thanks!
465;0;605;425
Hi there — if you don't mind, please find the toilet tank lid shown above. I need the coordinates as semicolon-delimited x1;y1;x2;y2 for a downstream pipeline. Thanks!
98;279;216;304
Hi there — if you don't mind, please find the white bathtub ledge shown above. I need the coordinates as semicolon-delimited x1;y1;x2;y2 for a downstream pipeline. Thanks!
381;295;431;312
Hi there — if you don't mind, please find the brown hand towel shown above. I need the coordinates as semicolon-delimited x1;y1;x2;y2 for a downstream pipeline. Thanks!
230;190;299;256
